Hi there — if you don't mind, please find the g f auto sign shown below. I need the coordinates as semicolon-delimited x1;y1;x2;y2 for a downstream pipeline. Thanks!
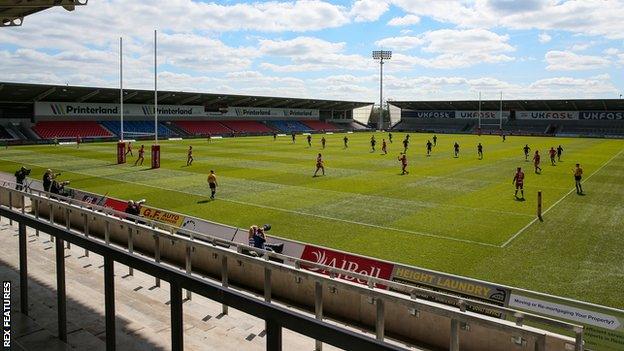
300;245;394;289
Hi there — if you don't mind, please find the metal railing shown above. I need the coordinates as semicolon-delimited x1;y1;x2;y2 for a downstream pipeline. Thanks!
0;183;584;351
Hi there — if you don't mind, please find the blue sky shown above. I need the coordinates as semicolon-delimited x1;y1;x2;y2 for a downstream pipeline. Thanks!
0;0;622;103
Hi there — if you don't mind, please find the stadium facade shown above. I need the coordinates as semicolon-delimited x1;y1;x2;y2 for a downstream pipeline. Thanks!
390;99;624;137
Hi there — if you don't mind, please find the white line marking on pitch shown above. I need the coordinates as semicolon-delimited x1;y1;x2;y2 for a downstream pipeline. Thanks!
0;157;500;248
501;147;624;248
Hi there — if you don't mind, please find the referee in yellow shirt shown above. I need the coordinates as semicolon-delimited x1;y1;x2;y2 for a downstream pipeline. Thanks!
574;164;583;195
207;170;218;199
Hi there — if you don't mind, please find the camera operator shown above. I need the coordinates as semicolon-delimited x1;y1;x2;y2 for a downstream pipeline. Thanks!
248;224;284;254
14;166;31;190
124;199;145;217
49;179;70;198
43;169;61;193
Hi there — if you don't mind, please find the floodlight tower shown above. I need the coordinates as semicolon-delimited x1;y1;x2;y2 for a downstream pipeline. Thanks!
372;50;392;130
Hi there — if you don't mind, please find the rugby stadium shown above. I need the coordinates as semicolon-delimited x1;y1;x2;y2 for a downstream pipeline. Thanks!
1;1;623;351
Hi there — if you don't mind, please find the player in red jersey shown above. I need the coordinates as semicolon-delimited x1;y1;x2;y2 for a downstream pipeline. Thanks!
313;153;325;177
533;150;542;173
398;153;409;175
512;167;525;199
549;147;557;166
125;141;133;157
187;146;194;166
134;145;145;166
381;139;387;154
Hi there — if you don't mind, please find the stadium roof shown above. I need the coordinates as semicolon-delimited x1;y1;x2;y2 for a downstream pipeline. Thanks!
0;82;372;110
0;0;87;27
390;99;624;111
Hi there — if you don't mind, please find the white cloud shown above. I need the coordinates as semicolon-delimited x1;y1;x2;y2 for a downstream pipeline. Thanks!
391;0;624;40
375;29;515;68
350;0;390;22
375;36;424;51
388;14;420;26
538;33;551;43
545;51;611;71
259;37;345;56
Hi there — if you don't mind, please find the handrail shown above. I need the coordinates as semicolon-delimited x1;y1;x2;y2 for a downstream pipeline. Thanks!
0;182;584;345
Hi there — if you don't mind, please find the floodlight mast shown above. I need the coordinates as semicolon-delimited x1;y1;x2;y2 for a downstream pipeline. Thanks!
373;50;392;130
119;36;123;142
154;29;158;143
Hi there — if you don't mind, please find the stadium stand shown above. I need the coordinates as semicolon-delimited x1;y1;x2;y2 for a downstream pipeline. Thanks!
267;120;313;132
220;120;274;133
0;125;14;139
393;118;471;134
302;120;341;131
32;121;113;139
100;120;177;137
174;120;233;135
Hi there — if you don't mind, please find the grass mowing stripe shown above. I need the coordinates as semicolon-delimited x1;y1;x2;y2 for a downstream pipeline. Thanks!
501;147;624;248
0;154;500;247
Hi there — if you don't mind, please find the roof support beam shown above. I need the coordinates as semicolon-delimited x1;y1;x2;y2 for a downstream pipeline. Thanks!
76;89;100;102
119;91;138;103
230;96;255;106
178;94;201;105
33;87;56;101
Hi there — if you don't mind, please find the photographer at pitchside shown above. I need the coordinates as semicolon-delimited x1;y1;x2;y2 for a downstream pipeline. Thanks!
14;166;31;190
43;169;61;193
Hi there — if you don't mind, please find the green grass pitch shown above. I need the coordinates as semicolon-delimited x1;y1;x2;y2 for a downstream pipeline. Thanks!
1;132;622;308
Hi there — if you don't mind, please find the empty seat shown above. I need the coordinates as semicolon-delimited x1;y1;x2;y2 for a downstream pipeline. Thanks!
175;121;232;135
302;120;342;131
266;120;312;132
100;121;177;137
220;121;274;133
32;121;112;139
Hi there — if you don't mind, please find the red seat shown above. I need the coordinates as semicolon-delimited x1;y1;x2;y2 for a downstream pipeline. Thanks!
302;120;341;131
32;121;112;139
220;121;274;133
175;121;232;135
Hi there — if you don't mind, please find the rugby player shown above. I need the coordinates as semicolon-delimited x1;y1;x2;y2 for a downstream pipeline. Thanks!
307;134;312;147
313;153;325;177
523;144;531;161
557;145;564;161
321;136;326;149
382;139;387;154
207;170;218;199
125;141;133;156
371;135;376;152
402;138;409;153
134;145;145;166
549;147;557;166
512;167;525;199
292;132;296;143
477;143;483;160
453;142;460;158
187;146;194;166
388;132;393;143
343;135;349;148
574;164;583;194
432;135;437;146
398;153;409;175
533;150;542;173
426;140;432;156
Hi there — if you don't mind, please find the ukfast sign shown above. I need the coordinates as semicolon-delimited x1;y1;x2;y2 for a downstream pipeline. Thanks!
456;111;509;119
516;111;579;120
579;111;624;120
